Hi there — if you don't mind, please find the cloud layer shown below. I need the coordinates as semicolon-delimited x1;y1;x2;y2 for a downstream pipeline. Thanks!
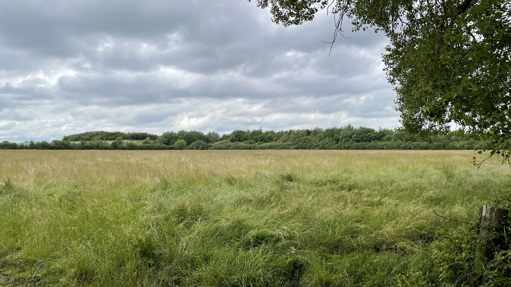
0;0;400;142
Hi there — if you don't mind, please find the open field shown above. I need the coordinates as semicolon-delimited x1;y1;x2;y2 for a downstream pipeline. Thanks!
0;150;510;286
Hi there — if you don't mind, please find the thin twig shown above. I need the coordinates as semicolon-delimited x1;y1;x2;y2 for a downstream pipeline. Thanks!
473;152;493;168
326;11;349;55
433;210;472;224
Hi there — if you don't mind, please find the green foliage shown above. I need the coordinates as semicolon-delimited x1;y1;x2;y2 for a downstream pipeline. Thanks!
63;131;158;141
206;131;220;142
0;126;487;150
110;137;124;149
158;131;177;146
396;204;511;286
396;216;479;286
188;140;209;150
0;141;19;149
158;130;210;147
173;139;187;150
250;0;327;26
229;130;250;142
177;130;209;145
388;0;511;156
251;0;511;159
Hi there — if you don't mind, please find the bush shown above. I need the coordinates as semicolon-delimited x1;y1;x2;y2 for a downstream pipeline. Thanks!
174;139;187;150
189;140;209;150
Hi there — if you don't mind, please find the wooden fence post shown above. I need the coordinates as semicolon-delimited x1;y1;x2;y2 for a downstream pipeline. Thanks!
472;205;507;285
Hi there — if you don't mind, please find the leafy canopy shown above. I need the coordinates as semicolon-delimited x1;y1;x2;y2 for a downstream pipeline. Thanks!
251;0;511;159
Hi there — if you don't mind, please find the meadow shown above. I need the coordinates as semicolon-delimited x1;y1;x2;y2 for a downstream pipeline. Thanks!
0;150;510;286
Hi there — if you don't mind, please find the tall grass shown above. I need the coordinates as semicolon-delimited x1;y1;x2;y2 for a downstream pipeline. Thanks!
0;150;509;286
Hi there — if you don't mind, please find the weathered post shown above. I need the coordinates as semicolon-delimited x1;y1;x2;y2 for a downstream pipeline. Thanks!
472;205;507;285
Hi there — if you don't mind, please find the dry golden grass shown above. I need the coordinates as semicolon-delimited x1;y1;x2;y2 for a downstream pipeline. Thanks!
0;150;493;185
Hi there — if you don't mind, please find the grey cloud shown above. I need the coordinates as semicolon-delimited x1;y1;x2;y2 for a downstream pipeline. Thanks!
0;0;400;141
0;109;32;121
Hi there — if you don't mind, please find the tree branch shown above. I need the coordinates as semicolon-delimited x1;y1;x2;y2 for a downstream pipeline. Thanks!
433;210;472;224
457;0;473;15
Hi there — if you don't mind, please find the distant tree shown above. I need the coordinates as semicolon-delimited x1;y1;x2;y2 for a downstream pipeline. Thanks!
262;130;277;142
189;140;209;150
323;128;341;141
159;132;178;146
88;139;108;150
174;139;187;150
176;130;208;145
51;140;72;149
248;129;264;142
111;137;124;149
230;130;249;142
125;142;137;150
126;132;159;140
338;125;356;143
0;141;18;149
351;127;378;143
206;132;220;142
377;129;394;142
35;141;51;149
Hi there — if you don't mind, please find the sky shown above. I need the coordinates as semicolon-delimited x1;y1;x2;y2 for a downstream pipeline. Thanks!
0;0;401;142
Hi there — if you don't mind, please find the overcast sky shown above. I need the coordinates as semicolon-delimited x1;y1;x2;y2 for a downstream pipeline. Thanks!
0;0;400;142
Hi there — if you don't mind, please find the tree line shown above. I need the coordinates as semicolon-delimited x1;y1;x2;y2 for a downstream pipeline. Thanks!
0;126;484;150
62;131;159;141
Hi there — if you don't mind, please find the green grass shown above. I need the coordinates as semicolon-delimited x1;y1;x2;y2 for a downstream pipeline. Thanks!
0;150;509;286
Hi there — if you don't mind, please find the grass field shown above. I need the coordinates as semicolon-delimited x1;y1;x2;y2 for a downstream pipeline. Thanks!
0;150;510;286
